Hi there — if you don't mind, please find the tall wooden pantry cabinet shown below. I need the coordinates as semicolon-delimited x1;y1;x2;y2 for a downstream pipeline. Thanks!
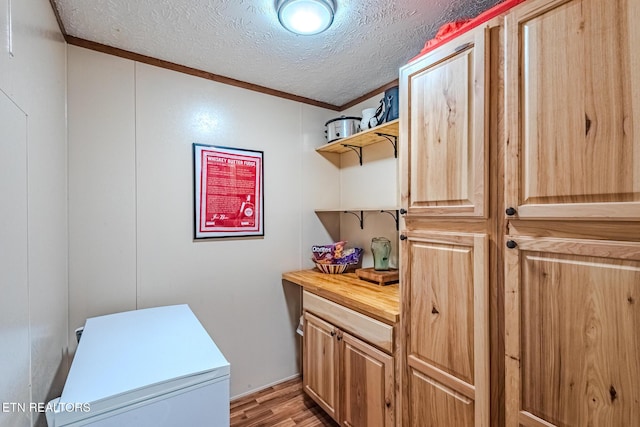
399;23;497;427
399;0;640;426
503;0;640;425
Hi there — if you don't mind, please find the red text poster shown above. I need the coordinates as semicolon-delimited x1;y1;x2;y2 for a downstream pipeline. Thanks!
194;144;263;238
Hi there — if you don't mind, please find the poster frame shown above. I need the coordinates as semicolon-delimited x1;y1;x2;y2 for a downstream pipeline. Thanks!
193;143;264;240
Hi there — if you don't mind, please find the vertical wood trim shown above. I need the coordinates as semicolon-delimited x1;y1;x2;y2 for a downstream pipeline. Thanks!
399;63;411;219
631;0;640;195
474;234;490;426
334;325;342;425
393;323;402;427
472;27;489;218
504;10;520;217
490;21;507;427
399;233;411;427
504;238;521;427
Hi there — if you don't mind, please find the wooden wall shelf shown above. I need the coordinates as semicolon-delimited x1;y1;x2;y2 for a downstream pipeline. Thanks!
314;208;401;230
317;119;399;163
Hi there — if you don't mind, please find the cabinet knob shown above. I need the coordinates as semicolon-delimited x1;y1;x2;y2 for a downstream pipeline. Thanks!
385;398;392;408
400;234;407;241
399;208;407;215
330;331;336;337
506;240;518;249
505;207;517;216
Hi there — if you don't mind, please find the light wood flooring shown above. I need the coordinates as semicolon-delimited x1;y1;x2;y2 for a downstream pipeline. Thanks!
230;377;338;427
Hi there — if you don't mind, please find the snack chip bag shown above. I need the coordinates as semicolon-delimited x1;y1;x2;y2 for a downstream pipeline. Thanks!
311;241;346;264
334;247;363;265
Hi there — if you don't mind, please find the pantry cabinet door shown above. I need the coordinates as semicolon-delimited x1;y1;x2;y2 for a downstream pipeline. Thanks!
341;332;394;427
401;231;489;426
303;311;339;421
400;27;489;217
505;0;640;220
505;236;640;426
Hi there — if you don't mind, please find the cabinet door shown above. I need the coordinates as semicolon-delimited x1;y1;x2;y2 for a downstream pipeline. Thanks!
400;27;488;217
303;311;340;421
401;231;489;426
341;332;394;427
505;0;640;219
505;236;640;426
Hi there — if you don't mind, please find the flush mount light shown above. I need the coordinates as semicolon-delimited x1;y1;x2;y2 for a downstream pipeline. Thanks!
277;0;335;35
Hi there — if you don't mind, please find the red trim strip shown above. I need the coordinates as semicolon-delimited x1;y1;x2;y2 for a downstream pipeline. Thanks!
409;0;526;62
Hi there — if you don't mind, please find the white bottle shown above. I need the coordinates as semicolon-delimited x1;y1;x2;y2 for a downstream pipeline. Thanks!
238;195;254;226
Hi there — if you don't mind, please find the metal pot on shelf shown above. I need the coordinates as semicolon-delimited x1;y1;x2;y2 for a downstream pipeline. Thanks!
324;116;361;143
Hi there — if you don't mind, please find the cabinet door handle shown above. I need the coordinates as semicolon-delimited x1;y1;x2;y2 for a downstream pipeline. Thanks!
400;234;407;241
505;207;517;216
506;240;518;249
399;208;407;215
330;331;336;337
385;398;392;408
455;42;472;52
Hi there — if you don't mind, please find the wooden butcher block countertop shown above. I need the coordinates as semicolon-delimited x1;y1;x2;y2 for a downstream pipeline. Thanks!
282;269;400;325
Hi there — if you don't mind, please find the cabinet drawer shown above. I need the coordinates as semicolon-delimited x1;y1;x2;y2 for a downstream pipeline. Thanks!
303;291;393;353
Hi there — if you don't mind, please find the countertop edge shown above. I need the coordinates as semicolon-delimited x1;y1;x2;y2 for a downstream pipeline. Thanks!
282;269;400;325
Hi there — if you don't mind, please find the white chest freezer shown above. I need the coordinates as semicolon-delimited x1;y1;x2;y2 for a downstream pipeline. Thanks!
46;305;230;427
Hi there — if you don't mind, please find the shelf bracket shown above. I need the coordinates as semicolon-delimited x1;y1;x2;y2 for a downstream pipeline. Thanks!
343;210;364;229
341;144;363;165
380;209;399;231
375;133;398;158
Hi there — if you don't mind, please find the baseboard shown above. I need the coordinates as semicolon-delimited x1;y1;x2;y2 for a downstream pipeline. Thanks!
230;373;301;401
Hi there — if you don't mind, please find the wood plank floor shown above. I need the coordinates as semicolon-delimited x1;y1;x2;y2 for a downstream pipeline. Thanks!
230;377;338;427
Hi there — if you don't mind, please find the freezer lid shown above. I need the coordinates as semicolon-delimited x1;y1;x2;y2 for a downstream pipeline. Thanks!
57;305;229;418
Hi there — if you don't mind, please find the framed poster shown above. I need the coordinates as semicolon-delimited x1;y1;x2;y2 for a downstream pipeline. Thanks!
193;144;264;239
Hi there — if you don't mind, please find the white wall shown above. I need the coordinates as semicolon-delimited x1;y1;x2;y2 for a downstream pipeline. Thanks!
67;46;337;398
0;1;68;426
338;95;400;269
67;49;137;348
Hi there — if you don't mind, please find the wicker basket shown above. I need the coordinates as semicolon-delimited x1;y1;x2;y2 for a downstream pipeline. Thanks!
314;262;348;274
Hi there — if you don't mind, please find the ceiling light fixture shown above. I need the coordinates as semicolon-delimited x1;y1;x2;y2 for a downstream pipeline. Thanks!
277;0;335;36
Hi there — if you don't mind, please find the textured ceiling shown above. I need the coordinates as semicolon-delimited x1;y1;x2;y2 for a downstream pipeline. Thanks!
53;0;502;107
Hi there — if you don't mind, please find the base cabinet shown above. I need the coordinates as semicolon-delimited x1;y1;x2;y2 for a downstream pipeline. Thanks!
505;236;640;426
303;297;395;427
342;332;394;427
303;312;340;421
401;231;490;427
